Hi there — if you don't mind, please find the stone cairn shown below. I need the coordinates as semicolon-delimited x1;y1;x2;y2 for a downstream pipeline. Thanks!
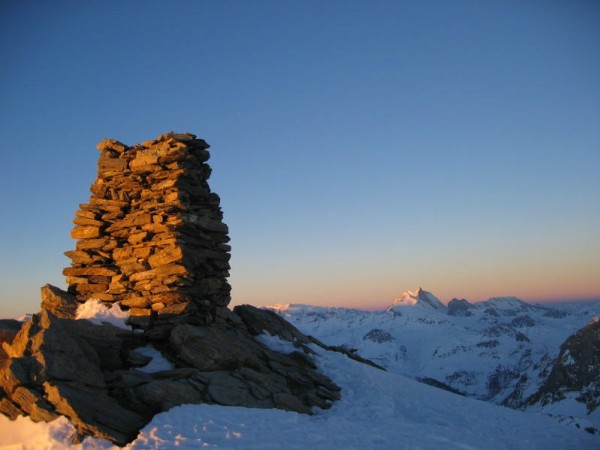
0;132;353;446
64;132;231;325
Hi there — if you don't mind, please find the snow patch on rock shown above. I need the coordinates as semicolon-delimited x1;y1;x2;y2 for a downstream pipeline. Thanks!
75;300;130;329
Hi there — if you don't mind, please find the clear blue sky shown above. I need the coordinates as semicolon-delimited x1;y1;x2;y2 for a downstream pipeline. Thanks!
1;0;599;317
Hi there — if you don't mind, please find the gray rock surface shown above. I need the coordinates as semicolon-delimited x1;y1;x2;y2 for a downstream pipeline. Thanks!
0;307;343;445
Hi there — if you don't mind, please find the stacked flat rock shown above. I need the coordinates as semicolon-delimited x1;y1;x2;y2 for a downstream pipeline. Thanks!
63;132;231;323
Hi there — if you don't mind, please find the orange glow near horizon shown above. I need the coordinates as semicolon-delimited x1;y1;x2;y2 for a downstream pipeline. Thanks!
228;257;600;311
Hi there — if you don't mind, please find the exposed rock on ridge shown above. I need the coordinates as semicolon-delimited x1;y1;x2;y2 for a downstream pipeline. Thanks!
526;317;600;416
0;307;342;445
447;298;474;316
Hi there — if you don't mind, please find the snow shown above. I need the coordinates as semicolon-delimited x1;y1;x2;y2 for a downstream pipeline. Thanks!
256;332;297;354
75;300;130;329
560;349;576;366
1;343;596;449
267;293;600;428
529;389;600;434
135;346;176;373
0;415;113;449
2;295;600;448
387;288;447;312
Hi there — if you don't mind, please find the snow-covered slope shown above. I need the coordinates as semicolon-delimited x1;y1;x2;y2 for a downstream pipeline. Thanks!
0;341;597;449
267;290;600;431
2;294;599;448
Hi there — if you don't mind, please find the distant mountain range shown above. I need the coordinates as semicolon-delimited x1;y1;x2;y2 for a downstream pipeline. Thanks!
266;289;600;433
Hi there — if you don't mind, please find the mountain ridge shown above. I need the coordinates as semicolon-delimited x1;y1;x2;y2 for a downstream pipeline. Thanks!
266;289;600;433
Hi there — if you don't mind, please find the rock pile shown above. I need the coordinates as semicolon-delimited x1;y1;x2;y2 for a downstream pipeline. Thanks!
0;307;342;445
0;132;360;446
64;132;231;324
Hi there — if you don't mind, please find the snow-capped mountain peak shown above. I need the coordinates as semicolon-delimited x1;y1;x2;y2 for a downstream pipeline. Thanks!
387;288;447;312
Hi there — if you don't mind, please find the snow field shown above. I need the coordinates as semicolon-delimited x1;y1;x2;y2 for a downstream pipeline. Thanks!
1;342;597;449
2;298;599;449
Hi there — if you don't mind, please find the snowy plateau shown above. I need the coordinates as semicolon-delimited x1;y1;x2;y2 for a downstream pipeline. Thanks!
1;291;599;449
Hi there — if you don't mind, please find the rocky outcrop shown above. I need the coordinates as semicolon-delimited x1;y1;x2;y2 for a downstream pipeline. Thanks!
0;310;146;443
40;284;78;318
526;317;600;414
235;305;386;370
363;328;395;343
447;298;474;316
510;315;535;328
486;366;520;399
0;308;342;445
0;132;348;446
63;132;231;324
417;377;466;396
0;320;22;359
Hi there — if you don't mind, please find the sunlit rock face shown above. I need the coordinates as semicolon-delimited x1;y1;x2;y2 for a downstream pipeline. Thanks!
63;132;231;325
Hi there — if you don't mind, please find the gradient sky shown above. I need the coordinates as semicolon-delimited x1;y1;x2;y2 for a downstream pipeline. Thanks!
1;0;599;318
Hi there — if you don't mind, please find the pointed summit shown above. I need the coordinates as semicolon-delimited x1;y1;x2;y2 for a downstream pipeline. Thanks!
387;288;446;312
